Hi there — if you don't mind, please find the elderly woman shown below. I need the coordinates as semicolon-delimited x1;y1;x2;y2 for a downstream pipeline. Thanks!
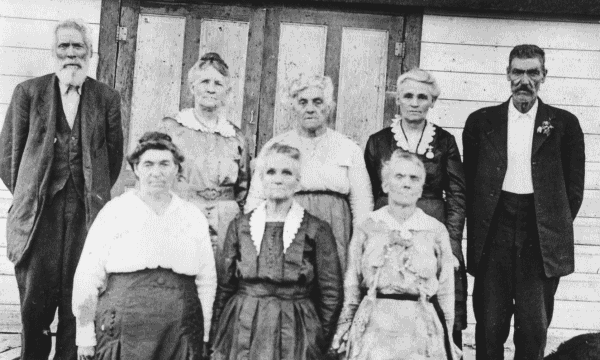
160;52;250;261
72;132;217;359
211;143;343;360
331;151;461;360
245;74;373;272
363;68;467;346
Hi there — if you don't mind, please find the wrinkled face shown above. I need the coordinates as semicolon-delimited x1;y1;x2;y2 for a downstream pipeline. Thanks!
191;66;230;109
397;79;435;123
507;57;546;105
293;86;329;132
54;27;90;84
134;149;178;195
261;153;300;201
383;158;425;206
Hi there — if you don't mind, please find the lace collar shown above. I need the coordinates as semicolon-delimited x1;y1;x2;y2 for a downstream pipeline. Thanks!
369;206;434;232
390;115;436;155
249;201;305;255
175;108;236;137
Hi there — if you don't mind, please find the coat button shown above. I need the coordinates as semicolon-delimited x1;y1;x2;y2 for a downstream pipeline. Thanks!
71;136;77;142
157;277;165;285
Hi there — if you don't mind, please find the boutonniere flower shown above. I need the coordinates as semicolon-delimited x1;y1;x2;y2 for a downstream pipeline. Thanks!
537;118;554;136
389;228;413;248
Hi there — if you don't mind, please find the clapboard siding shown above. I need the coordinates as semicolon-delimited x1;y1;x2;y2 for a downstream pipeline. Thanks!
0;47;99;78
0;0;101;23
0;17;100;50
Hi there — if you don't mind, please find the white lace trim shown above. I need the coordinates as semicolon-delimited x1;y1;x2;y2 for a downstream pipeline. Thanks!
249;201;305;255
390;115;436;155
174;108;236;137
369;207;435;232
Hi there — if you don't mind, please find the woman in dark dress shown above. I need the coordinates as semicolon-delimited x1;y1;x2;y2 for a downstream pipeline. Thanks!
210;143;343;360
363;68;468;349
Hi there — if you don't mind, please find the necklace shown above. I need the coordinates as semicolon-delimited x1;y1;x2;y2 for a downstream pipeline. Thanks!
400;119;427;153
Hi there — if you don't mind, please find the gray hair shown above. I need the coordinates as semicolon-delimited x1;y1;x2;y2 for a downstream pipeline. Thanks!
286;74;336;110
381;150;426;190
54;18;94;57
257;142;302;181
396;68;441;102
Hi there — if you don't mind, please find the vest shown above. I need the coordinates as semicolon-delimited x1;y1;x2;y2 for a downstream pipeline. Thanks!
48;88;85;200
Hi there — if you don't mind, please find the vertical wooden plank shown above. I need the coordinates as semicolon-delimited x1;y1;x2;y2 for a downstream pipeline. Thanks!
335;27;388;149
128;14;186;150
403;11;423;73
384;15;405;128
272;22;327;137
323;25;342;127
241;8;266;157
97;0;121;87
179;14;201;110
112;0;140;194
199;19;250;129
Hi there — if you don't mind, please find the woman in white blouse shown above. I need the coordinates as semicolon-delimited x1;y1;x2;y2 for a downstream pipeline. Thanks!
245;75;373;272
73;132;217;360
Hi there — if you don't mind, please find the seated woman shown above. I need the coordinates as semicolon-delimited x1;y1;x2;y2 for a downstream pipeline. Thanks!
211;143;343;360
331;151;461;360
72;132;217;360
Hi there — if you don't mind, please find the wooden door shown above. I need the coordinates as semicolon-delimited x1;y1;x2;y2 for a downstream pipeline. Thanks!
256;8;406;151
112;1;265;192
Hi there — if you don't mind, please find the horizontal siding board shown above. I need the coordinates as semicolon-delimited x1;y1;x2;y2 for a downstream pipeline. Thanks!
428;100;600;135
0;17;100;50
0;275;18;304
0;304;21;333
0;0;101;23
421;43;600;80
0;47;98;78
422;15;600;51
431;71;599;107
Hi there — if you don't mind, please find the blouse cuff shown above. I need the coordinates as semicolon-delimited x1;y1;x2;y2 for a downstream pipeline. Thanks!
75;321;97;347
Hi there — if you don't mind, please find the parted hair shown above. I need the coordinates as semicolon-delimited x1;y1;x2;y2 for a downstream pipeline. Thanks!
286;74;335;110
127;131;185;174
381;150;426;190
188;52;230;88
257;142;302;180
396;68;441;102
54;18;94;57
508;44;546;70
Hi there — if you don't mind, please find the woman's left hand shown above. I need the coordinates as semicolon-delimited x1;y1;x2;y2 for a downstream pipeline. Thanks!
330;322;351;354
77;346;95;360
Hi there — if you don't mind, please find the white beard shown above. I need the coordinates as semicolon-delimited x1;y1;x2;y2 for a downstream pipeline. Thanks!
55;58;89;87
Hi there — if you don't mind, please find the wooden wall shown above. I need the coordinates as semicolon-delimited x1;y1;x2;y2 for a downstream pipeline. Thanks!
420;13;600;346
0;0;103;333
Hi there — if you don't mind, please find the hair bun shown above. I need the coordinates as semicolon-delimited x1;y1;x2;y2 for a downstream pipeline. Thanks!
138;131;172;144
199;52;229;69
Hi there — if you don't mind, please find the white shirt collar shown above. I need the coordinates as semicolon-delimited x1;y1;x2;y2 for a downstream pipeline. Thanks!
174;108;236;137
58;80;82;96
250;201;305;255
508;97;538;121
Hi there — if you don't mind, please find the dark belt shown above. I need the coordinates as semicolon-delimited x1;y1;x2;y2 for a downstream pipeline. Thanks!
376;294;452;360
238;281;311;300
295;190;348;200
187;187;235;201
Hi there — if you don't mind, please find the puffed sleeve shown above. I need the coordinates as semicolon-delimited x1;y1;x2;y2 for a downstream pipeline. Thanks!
442;134;466;260
347;143;374;227
434;224;455;332
337;226;367;327
210;215;241;342
193;213;218;342
72;202;116;346
313;220;343;343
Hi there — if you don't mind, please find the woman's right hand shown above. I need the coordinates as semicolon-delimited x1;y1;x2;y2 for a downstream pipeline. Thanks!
78;346;95;360
330;322;352;354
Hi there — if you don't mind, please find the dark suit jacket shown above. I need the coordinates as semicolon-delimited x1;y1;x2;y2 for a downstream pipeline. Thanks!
0;74;124;265
462;98;585;278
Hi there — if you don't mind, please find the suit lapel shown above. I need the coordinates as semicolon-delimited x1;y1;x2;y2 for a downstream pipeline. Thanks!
79;78;96;155
36;75;59;134
483;100;509;165
531;99;551;156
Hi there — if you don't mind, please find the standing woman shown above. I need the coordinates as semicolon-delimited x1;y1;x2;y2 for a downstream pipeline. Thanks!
363;68;467;348
245;75;373;272
160;52;250;261
211;143;343;359
73;132;217;359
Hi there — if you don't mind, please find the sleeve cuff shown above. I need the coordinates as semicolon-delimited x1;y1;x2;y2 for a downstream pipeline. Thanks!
76;321;97;347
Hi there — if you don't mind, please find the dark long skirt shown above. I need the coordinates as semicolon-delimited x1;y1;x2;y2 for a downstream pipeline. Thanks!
212;282;324;360
94;268;204;360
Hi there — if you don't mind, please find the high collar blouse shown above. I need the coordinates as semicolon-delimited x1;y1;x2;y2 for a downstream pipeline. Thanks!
72;191;217;346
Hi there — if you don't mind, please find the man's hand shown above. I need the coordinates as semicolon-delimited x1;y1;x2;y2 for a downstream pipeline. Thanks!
78;346;95;360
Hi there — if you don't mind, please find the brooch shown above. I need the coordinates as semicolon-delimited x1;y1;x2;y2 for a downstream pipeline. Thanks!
389;229;413;248
425;146;434;159
537;119;554;136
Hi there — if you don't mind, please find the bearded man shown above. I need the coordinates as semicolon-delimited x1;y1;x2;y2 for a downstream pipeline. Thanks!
463;44;585;359
0;19;123;359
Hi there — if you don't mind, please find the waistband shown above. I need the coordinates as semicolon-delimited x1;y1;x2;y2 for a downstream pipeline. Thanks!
500;191;534;203
376;293;437;302
186;187;235;201
106;267;197;292
238;281;311;300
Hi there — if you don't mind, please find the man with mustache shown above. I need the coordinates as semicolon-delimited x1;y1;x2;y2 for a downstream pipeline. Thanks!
0;19;123;359
462;44;585;359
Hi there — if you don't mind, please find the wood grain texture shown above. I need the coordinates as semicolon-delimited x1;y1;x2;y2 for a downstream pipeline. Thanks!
0;0;101;23
402;10;423;73
335;27;388;149
0;17;100;50
199;19;250;129
97;0;121;87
